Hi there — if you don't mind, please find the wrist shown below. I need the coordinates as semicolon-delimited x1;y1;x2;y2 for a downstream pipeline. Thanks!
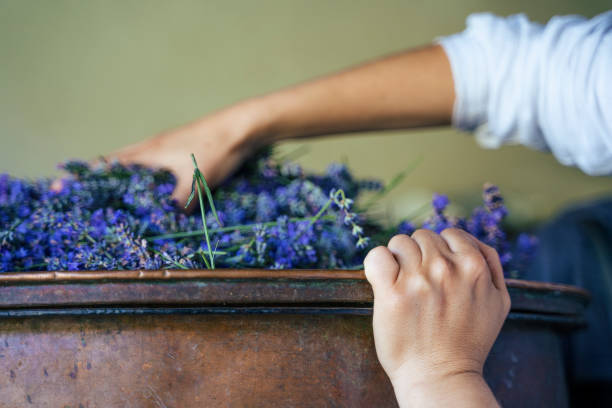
393;371;491;408
220;93;286;153
388;357;483;386
389;361;495;408
231;84;322;148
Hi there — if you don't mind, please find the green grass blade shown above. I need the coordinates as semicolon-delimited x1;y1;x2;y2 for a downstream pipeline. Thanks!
150;249;189;270
190;154;222;226
195;176;215;269
199;249;212;270
145;215;336;241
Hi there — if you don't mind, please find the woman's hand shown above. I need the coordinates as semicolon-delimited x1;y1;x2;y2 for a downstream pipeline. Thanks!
106;105;260;204
52;102;263;205
364;228;510;407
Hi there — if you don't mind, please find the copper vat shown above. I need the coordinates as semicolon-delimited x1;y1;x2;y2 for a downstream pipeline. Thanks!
0;270;589;407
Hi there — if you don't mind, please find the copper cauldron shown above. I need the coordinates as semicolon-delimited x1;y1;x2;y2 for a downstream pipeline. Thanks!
0;270;589;407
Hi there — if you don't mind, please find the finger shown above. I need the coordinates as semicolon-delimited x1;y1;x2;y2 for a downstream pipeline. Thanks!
439;228;480;254
411;229;452;264
106;141;141;162
475;241;506;291
441;229;499;289
364;246;400;293
50;179;64;192
387;234;422;270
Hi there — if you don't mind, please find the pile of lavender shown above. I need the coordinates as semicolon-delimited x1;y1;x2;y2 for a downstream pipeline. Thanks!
0;152;536;275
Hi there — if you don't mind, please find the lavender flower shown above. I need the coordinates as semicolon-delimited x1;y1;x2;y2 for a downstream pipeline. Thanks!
432;193;450;213
397;221;416;236
0;151;537;275
423;193;454;233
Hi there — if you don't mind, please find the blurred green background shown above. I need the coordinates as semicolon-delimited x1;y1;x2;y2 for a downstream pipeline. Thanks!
1;0;610;228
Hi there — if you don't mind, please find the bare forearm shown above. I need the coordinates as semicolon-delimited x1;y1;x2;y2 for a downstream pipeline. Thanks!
111;44;454;201
218;44;454;148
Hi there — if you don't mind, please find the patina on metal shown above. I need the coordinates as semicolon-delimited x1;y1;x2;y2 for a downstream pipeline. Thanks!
0;270;589;407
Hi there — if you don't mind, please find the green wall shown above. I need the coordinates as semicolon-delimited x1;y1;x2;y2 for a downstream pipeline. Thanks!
1;0;611;227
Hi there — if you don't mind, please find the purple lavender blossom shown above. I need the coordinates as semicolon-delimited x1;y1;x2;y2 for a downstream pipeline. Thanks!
397;221;416;236
432;194;450;213
0;153;537;275
423;193;454;233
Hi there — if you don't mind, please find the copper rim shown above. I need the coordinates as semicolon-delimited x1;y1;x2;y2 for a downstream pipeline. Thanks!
0;269;590;298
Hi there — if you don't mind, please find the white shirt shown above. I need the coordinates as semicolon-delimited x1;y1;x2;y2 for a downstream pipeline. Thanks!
438;11;612;175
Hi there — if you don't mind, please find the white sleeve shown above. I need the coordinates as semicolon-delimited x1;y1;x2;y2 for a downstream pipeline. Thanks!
438;11;612;175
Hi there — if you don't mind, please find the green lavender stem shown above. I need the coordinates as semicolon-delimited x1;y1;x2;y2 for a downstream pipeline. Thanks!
150;249;189;270
191;154;222;227
195;171;215;269
308;199;332;227
145;215;336;241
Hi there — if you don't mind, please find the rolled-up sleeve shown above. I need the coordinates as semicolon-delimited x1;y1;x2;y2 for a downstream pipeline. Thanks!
438;11;612;175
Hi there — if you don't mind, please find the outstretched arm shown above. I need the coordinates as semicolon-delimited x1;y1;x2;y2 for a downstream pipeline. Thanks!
108;44;454;202
246;44;454;143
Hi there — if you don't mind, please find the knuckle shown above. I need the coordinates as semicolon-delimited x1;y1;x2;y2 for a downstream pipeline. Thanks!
428;256;452;280
442;227;478;246
480;241;494;252
387;234;409;248
440;227;461;237
487;248;501;264
411;229;433;240
364;246;388;266
460;253;487;277
480;242;499;259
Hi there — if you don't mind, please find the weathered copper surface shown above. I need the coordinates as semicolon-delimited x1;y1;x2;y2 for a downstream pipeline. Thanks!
0;270;589;407
0;270;589;316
